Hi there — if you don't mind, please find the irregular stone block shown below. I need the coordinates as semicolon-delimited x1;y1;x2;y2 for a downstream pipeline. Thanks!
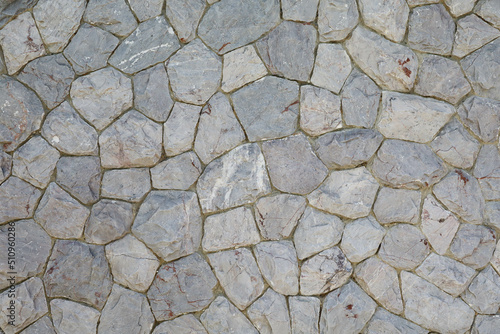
458;95;500;143
311;43;351;94
445;0;476;17
486;201;500;231
247;289;291;333
152;315;207;334
282;0;319;22
128;0;163;22
151;152;202;190
163;103;200;157
0;177;41;223
84;199;134;245
299;85;342;136
373;187;421;224
474;145;500;200
221;45;267;92
101;168;151;202
0;150;11;184
340;216;385;263
472;315;500;334
364;308;427;334
450;224;496;269
200;297;258;333
289;296;320;334
56;156;101;205
318;0;359;41
51;299;99;334
453;14;500;58
84;0;137;37
475;0;500;28
165;0;205;43
358;0;409;42
20;316;56;334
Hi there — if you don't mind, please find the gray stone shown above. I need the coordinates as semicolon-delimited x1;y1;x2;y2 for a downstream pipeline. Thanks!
486;201;500;231
133;190;202;262
20;316;55;334
208;248;265;310
165;0;205;43
43;240;113;309
0;150;11;184
450;224;496;269
340;216;385;263
474;145;500;200
63;23;120;75
12;136;60;189
197;143;271;213
314;129;383;169
354;257;403;314
50;299;99;334
0;12;45;75
379;224;430;270
56;156;101;205
318;0;359;42
370;139;448;189
401;271;475;334
358;0;409;42
232;76;299;141
308;167;379;219
282;0;319;22
257;21;317;81
109;16;180;74
84;0;137;37
320;281;377;334
200;297;258;334
472;315;500;334
163;103;201;156
311;43;351;94
475;0;500;28
71;67;133;131
364;308;428;334
300;247;352;295
445;0;477;17
98;284;155;334
129;0;163;22
255;194;307;240
0;177;41;223
407;0;440;5
374;188;421;224
101;168;151;202
85;199;134;245
299;85;342;136
492;241;500;277
151;152;202;190
202;206;261;252
194;92;245;164
247;289;291;334
0;0;37;28
345;26;417;92
221;45;268;92
453;14;500;58
289;296;320;334
153;315;208;334
458;95;500;143
100;110;163;168
198;0;280;54
294;206;344;260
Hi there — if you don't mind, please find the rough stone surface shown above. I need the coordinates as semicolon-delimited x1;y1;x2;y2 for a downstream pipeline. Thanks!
20;316;56;334
101;168;151;202
299;85;342;136
84;0;137;37
163;103;200;157
128;0;163;22
340;216;385;263
289;296;320;334
311;43;351;94
282;0;319;22
165;0;206;43
458;95;500;143
449;224;496;269
151;152;202;190
221;45;267;92
247;289;291;334
152;315;208;334
445;0;477;17
0;0;38;28
84;199;134;245
453;14;500;58
475;0;500;28
0;177;41;223
374;188;421;224
50;299;99;334
472;315;500;334
474;145;500;200
318;0;359;42
200;297;259;334
358;0;409;42
56;156;101;205
0;151;11;184
364;308;428;334
486;201;500;231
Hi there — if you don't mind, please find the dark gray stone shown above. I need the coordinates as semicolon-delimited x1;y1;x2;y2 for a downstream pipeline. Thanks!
101;168;151;202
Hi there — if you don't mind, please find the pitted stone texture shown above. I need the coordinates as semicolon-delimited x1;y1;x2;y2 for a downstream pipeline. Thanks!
0;12;45;75
294;207;344;260
12;136;60;189
415;55;471;104
354;257;403;314
486;201;500;231
85;199;134;245
43;240;112;309
200;296;259;334
257;21;316;81
84;0;137;37
167;39;221;105
128;0;163;22
153;315;208;334
0;151;11;184
318;0;359;42
374;188;421;224
340;216;385;263
308;167;379;219
197;143;271;213
341;69;381;128
408;4;455;56
458;96;500;143
472;315;500;334
194;92;245;164
198;0;280;54
289;296;320;334
314;129;383;169
20;316;56;334
255;194;307;241
221;46;267;92
247;289;291;334
474;145;500;200
358;0;409;42
56;156;100;205
109;16;180;74
345;26;417;92
0;177;41;223
202;206;260;252
453;14;500;58
371;139;448;189
450;224;496;269
379;224;430;270
311;43;351;94
63;23;119;75
100;110;162;168
165;0;206;43
151;152;202;190
320;281;377;334
71;67;133;131
101;168;151;202
208;248;265;310
133;190;202;262
377;91;454;143
300;247;352;296
282;0;319;22
50;299;99;334
364;308;427;334
133;64;174;122
0;76;44;152
476;0;500;28
232;76;299;141
299;85;342;137
163;103;200;156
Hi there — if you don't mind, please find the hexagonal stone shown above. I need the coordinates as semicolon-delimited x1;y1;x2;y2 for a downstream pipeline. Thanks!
100;110;162;168
247;289;291;333
450;224;496;269
255;194;306;241
63;23;119;75
84;0;137;37
153;315;207;334
299;85;342;136
101;168;151;202
458;95;500;143
50;299;99;334
379;224;430;270
163;103;201;157
486;201;500;231
71;67;133;130
282;0;319;22
320;281;377;334
453;14;500;58
294;207;344;260
311;43;351;94
84;199;134;245
256;21;316;81
200;297;258;334
20;316;56;334
0;12;45;75
364;308;428;334
373;188;421;224
318;0;359;42
232;76;299;141
370;139;448;189
128;0;163;22
197;143;271;213
43;240;113;309
0;177;41;223
300;247;352;296
340;216;385;263
12;136;60;189
472;315;500;334
308;167;379;219
165;0;205;43
198;0;280;54
34;183;89;239
345;26;417;92
151;152;202;190
221;45;268;92
0;150;11;184
358;0;409;42
474;145;500;200
289;296;320;334
133;190;202;262
56;156;101;205
476;0;500;28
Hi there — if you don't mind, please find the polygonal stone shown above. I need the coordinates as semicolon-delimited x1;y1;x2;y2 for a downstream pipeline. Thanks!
197;143;271;213
282;0;319;22
358;0;409;42
474;145;500;200
56;156;101;205
151;152;202;190
20;316;56;334
200;297;258;334
84;0;137;37
133;190;202;262
450;224;496;269
311;43;351;94
458;95;500;143
341;70;380;128
85;199;134;245
221;45;267;92
247;289;291;333
101;168;151;202
453;14;500;58
153;315;208;334
340;216;385;263
486;201;500;231
318;0;359;42
475;0;500;28
364;308;427;334
289;296;320;334
445;0;476;17
128;0;163;22
472;315;500;334
50;299;99;334
165;0;205;43
163;103;200;157
308;167;379;219
299;85;342;136
0;0;38;28
0;151;11;184
373;188;421;224
232;76;299;141
0;177;41;223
